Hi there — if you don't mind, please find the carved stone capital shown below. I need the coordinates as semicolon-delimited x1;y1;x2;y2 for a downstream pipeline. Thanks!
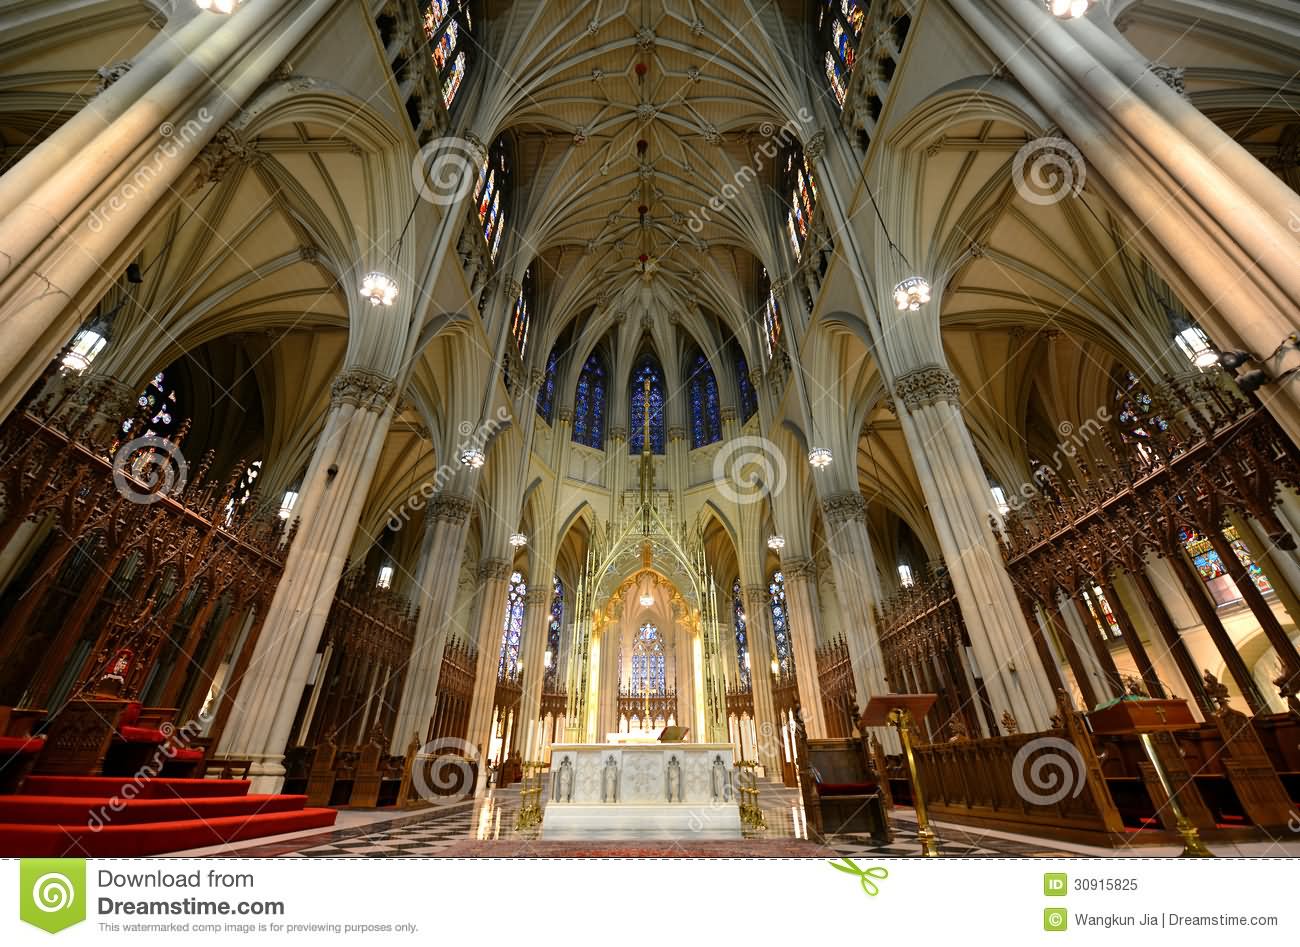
478;558;512;582
194;127;263;188
607;426;628;441
893;366;961;410
331;369;397;412
820;492;868;526
427;494;474;526
720;406;738;423
743;585;769;613
557;406;574;424
782;557;816;581
1149;63;1186;98
525;587;550;607
804;131;827;161
668;426;687;442
96;62;132;93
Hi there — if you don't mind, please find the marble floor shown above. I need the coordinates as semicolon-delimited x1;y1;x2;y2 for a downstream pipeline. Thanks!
170;780;1300;859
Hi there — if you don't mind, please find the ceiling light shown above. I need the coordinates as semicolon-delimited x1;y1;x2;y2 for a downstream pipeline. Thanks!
767;535;786;551
509;532;528;548
360;272;398;308
459;447;486;468
1045;0;1092;17
639;593;655;607
807;447;833;469
194;0;243;12
893;276;931;312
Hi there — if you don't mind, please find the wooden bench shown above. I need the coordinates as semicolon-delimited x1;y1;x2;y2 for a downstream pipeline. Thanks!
0;707;47;792
795;731;891;842
33;699;204;778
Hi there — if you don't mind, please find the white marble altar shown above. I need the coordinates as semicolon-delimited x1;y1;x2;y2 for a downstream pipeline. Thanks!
542;743;742;839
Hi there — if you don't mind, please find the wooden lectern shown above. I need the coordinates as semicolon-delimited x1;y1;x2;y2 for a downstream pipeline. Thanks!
861;695;940;857
1087;697;1211;857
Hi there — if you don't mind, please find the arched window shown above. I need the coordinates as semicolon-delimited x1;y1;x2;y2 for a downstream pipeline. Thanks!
1114;370;1168;467
737;353;758;422
687;352;722;448
498;570;526;679
424;2;474;110
473;137;510;264
631;622;666;695
759;267;780;361
818;0;863;109
732;578;751;689
536;345;560;421
782;147;818;261
545;576;564;688
573;353;607;449
629;358;666;455
769;571;794;674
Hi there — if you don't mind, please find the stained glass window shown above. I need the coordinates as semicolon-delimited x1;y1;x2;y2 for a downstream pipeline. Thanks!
473;139;510;264
121;371;180;438
688;352;722;448
1114;370;1168;466
769;571;794;674
631;622;666;695
511;269;532;358
425;1;473;111
629;358;666;455
1082;586;1122;640
536;345;559;421
1180;526;1272;606
498;570;527;679
819;0;863;111
732;578;751;689
545;576;564;688
737;353;758;421
573;352;607;448
782;147;819;261
762;270;783;360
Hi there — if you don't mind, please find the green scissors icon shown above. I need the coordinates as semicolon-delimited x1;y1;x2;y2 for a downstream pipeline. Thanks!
830;859;889;896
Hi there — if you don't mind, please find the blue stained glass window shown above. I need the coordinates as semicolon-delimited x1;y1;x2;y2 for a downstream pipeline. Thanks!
629;359;665;454
121;371;180;438
573;353;607;448
688;352;722;448
536;345;559;421
545;576;564;688
732;578;751;689
769;571;794;674
737;354;758;421
498;571;527;679
631;622;666;695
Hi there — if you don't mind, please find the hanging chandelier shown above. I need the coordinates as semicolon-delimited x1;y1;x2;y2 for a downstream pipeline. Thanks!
807;447;833;469
360;272;399;308
1044;0;1092;16
893;276;932;312
767;535;786;551
459;446;486;468
194;0;243;12
509;532;528;548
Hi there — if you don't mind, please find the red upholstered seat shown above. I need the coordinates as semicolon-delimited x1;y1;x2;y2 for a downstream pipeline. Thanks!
0;735;44;755
117;725;167;743
169;748;204;762
815;782;878;797
119;702;143;725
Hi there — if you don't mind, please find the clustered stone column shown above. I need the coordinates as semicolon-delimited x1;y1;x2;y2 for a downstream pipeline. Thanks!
465;557;514;786
741;584;783;775
891;366;1055;732
779;557;827;738
517;581;554;761
219;368;399;793
389;493;475;754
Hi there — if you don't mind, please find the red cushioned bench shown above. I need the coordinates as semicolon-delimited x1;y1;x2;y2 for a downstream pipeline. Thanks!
0;707;47;793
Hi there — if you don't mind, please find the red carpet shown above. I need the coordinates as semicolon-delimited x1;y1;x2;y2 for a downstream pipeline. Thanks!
0;776;336;857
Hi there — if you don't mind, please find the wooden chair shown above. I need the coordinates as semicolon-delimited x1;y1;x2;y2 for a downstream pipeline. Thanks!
795;726;891;842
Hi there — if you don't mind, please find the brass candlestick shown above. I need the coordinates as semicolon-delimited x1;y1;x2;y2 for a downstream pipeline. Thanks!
888;707;940;857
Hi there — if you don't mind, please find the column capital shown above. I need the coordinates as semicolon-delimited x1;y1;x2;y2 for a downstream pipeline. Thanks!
782;557;816;581
525;587;550;607
426;493;474;526
820;491;868;526
804;131;827;160
743;584;769;613
720;406;738;423
478;558;512;582
557;406;574;424
608;425;628;441
330;368;397;413
893;365;960;410
668;425;687;442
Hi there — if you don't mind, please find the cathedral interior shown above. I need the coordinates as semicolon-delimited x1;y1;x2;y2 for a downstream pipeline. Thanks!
0;0;1298;859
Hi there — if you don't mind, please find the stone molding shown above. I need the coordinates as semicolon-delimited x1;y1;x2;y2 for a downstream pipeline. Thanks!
893;366;961;410
478;558;512;582
330;369;397;412
820;492;868;526
426;494;474;526
782;557;816;581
